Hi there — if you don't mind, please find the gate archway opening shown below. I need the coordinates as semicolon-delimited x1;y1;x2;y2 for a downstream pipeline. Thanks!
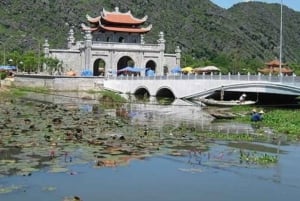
117;56;135;76
93;58;106;76
145;60;156;76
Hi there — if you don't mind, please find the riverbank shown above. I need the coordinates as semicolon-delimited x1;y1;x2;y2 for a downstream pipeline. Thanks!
13;74;105;91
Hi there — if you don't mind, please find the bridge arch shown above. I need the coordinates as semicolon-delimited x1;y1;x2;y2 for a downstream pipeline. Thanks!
134;86;150;97
156;87;175;99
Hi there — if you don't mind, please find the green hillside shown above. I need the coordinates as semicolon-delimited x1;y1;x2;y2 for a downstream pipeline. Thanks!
1;0;300;73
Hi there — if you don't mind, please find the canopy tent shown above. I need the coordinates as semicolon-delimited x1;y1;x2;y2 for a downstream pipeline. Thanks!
194;66;220;74
117;66;146;76
0;66;17;70
118;67;146;73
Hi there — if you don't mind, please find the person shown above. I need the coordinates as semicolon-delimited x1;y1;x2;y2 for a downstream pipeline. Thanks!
251;109;264;122
239;93;247;102
220;86;224;100
258;110;264;120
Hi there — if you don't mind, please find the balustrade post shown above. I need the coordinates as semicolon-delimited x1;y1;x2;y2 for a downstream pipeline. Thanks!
279;73;283;82
237;72;240;80
228;72;231;80
219;72;222;80
292;73;296;84
247;72;250;81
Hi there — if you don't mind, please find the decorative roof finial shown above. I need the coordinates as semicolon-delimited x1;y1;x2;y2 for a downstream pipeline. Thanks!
141;34;145;44
68;28;75;44
175;46;181;54
157;31;165;44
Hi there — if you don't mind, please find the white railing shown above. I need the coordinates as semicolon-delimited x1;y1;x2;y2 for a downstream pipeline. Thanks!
107;72;300;86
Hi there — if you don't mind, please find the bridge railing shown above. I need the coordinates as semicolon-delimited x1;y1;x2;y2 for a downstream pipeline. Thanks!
107;72;300;86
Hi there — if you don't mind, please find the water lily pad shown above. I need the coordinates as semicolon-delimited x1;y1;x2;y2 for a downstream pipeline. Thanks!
48;166;69;173
0;185;23;194
42;186;57;191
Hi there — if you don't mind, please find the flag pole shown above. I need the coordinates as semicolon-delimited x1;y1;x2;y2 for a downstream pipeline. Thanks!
279;0;283;76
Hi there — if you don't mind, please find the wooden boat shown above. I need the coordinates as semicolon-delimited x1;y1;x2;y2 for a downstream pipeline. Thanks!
199;98;256;107
209;112;236;119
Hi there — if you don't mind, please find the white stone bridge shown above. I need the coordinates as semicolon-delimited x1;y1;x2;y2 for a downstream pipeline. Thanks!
103;73;300;100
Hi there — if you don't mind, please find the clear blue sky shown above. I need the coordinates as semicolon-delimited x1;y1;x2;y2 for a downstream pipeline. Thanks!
211;0;300;11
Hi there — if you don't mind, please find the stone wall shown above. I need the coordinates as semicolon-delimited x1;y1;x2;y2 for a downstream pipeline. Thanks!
49;49;83;74
14;75;104;91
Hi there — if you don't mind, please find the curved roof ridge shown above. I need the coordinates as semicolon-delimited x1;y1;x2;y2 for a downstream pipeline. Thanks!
101;7;147;24
98;20;152;33
81;23;99;32
86;14;101;23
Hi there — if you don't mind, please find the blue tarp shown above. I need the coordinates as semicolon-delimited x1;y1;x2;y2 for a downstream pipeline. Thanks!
0;66;17;70
81;69;93;76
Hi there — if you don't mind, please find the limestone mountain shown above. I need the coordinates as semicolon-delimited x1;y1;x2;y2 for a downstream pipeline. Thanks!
1;0;300;65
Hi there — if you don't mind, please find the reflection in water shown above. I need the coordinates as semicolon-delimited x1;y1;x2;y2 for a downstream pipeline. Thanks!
0;91;300;201
1;92;298;201
21;91;270;137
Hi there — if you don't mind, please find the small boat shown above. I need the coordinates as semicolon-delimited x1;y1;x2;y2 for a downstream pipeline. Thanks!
199;98;256;107
209;112;236;119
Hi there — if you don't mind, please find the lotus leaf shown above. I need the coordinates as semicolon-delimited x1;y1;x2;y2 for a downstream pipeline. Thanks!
42;186;57;191
48;166;69;173
0;185;23;194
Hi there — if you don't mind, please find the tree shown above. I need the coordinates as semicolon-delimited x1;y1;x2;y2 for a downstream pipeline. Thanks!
43;57;61;74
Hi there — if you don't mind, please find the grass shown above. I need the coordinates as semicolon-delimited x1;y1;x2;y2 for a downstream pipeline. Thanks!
232;105;300;139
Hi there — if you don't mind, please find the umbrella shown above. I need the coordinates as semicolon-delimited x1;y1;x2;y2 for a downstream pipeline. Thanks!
171;66;181;74
181;66;194;73
146;69;155;76
81;69;93;76
66;70;77;76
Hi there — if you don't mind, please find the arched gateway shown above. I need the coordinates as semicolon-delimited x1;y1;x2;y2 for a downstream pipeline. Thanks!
45;7;181;76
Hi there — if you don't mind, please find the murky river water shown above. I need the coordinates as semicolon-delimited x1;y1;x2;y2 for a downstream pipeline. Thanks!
1;92;300;201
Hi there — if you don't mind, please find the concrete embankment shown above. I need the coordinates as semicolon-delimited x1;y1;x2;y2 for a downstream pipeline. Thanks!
13;74;105;91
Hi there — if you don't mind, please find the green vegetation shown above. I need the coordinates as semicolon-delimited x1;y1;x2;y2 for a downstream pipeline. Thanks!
98;90;126;108
0;50;61;73
0;71;7;79
239;150;278;165
1;0;300;73
232;106;300;139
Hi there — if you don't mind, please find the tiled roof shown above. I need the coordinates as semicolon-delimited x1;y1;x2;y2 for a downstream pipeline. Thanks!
84;7;152;33
265;59;286;67
101;8;147;24
99;24;152;33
